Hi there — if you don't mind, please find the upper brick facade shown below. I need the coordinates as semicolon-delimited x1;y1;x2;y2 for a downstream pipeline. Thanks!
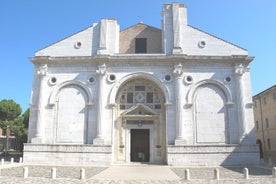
119;23;162;54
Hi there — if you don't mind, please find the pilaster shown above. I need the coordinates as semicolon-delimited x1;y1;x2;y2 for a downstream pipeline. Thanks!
31;64;48;144
173;63;186;145
93;63;107;145
172;3;183;54
235;63;247;143
97;19;109;55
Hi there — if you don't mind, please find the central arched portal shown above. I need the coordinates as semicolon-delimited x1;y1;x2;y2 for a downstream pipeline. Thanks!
114;78;167;164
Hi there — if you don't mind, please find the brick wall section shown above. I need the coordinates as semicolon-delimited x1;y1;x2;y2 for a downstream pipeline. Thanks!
119;23;162;54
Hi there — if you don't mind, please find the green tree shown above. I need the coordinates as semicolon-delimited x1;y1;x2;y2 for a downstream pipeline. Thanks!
22;108;30;128
0;99;22;123
0;99;27;152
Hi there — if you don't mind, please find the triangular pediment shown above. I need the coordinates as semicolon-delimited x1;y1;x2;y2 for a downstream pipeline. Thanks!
122;103;157;116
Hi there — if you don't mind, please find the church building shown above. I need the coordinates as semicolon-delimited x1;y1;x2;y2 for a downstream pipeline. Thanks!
24;3;259;166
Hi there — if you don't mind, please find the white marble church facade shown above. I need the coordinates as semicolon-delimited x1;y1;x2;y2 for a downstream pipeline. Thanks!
24;3;259;166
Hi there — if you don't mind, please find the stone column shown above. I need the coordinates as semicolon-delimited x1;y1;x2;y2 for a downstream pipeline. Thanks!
31;64;48;144
235;63;246;142
173;63;186;145
93;63;107;145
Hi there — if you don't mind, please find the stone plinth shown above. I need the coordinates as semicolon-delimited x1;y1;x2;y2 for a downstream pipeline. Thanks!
23;144;112;166
167;144;260;166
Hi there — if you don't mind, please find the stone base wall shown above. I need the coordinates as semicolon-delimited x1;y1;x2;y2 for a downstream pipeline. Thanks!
23;144;112;166
167;144;260;166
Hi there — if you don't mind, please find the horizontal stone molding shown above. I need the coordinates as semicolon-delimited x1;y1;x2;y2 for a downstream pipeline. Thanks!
167;144;259;154
24;144;112;153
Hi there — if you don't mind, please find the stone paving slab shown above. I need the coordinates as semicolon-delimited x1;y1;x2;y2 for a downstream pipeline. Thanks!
92;165;180;180
0;164;276;183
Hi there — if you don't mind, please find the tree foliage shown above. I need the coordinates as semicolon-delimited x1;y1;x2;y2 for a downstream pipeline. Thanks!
0;99;22;122
0;99;28;152
22;108;30;128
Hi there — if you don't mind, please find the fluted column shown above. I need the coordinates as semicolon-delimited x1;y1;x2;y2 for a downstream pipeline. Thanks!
173;63;186;145
31;64;48;144
235;63;247;142
93;63;107;145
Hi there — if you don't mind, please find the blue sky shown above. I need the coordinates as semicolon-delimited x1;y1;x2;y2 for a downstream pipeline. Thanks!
1;0;275;111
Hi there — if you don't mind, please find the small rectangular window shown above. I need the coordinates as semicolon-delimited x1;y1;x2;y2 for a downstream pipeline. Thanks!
155;104;161;109
264;97;267;105
127;93;133;103
135;86;145;91
146;92;153;103
268;139;271;150
273;93;276;100
254;101;257;108
256;121;259;130
120;105;126;109
135;38;147;53
266;118;269;128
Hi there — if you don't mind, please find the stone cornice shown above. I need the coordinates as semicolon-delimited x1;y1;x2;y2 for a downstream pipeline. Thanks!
29;54;254;64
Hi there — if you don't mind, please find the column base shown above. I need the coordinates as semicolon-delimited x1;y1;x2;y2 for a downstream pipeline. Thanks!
175;138;187;145
172;47;183;55
93;137;105;145
97;48;109;55
31;137;43;144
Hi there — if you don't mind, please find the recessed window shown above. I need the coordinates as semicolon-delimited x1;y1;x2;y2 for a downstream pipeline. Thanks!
135;85;145;91
184;75;193;84
51;77;57;83
74;42;82;49
256;121;259;130
165;75;171;82
135;38;147;53
186;76;192;82
127;93;133;103
155;104;161;109
198;40;206;48
146;92;153;103
266;118;269;128
267;139;271;150
108;74;116;82
118;79;164;110
225;77;231;83
49;77;57;85
88;77;95;84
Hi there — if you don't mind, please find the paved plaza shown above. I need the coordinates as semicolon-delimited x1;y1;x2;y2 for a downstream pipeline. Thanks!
0;164;276;184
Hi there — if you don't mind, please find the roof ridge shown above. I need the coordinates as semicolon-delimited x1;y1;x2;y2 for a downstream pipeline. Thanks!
120;22;161;32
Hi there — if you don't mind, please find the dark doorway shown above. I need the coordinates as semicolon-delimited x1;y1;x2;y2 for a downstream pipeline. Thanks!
131;129;150;162
256;139;264;159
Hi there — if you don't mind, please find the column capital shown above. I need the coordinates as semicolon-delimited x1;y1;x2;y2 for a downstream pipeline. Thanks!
173;63;183;78
37;64;48;76
235;63;245;76
96;63;107;76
